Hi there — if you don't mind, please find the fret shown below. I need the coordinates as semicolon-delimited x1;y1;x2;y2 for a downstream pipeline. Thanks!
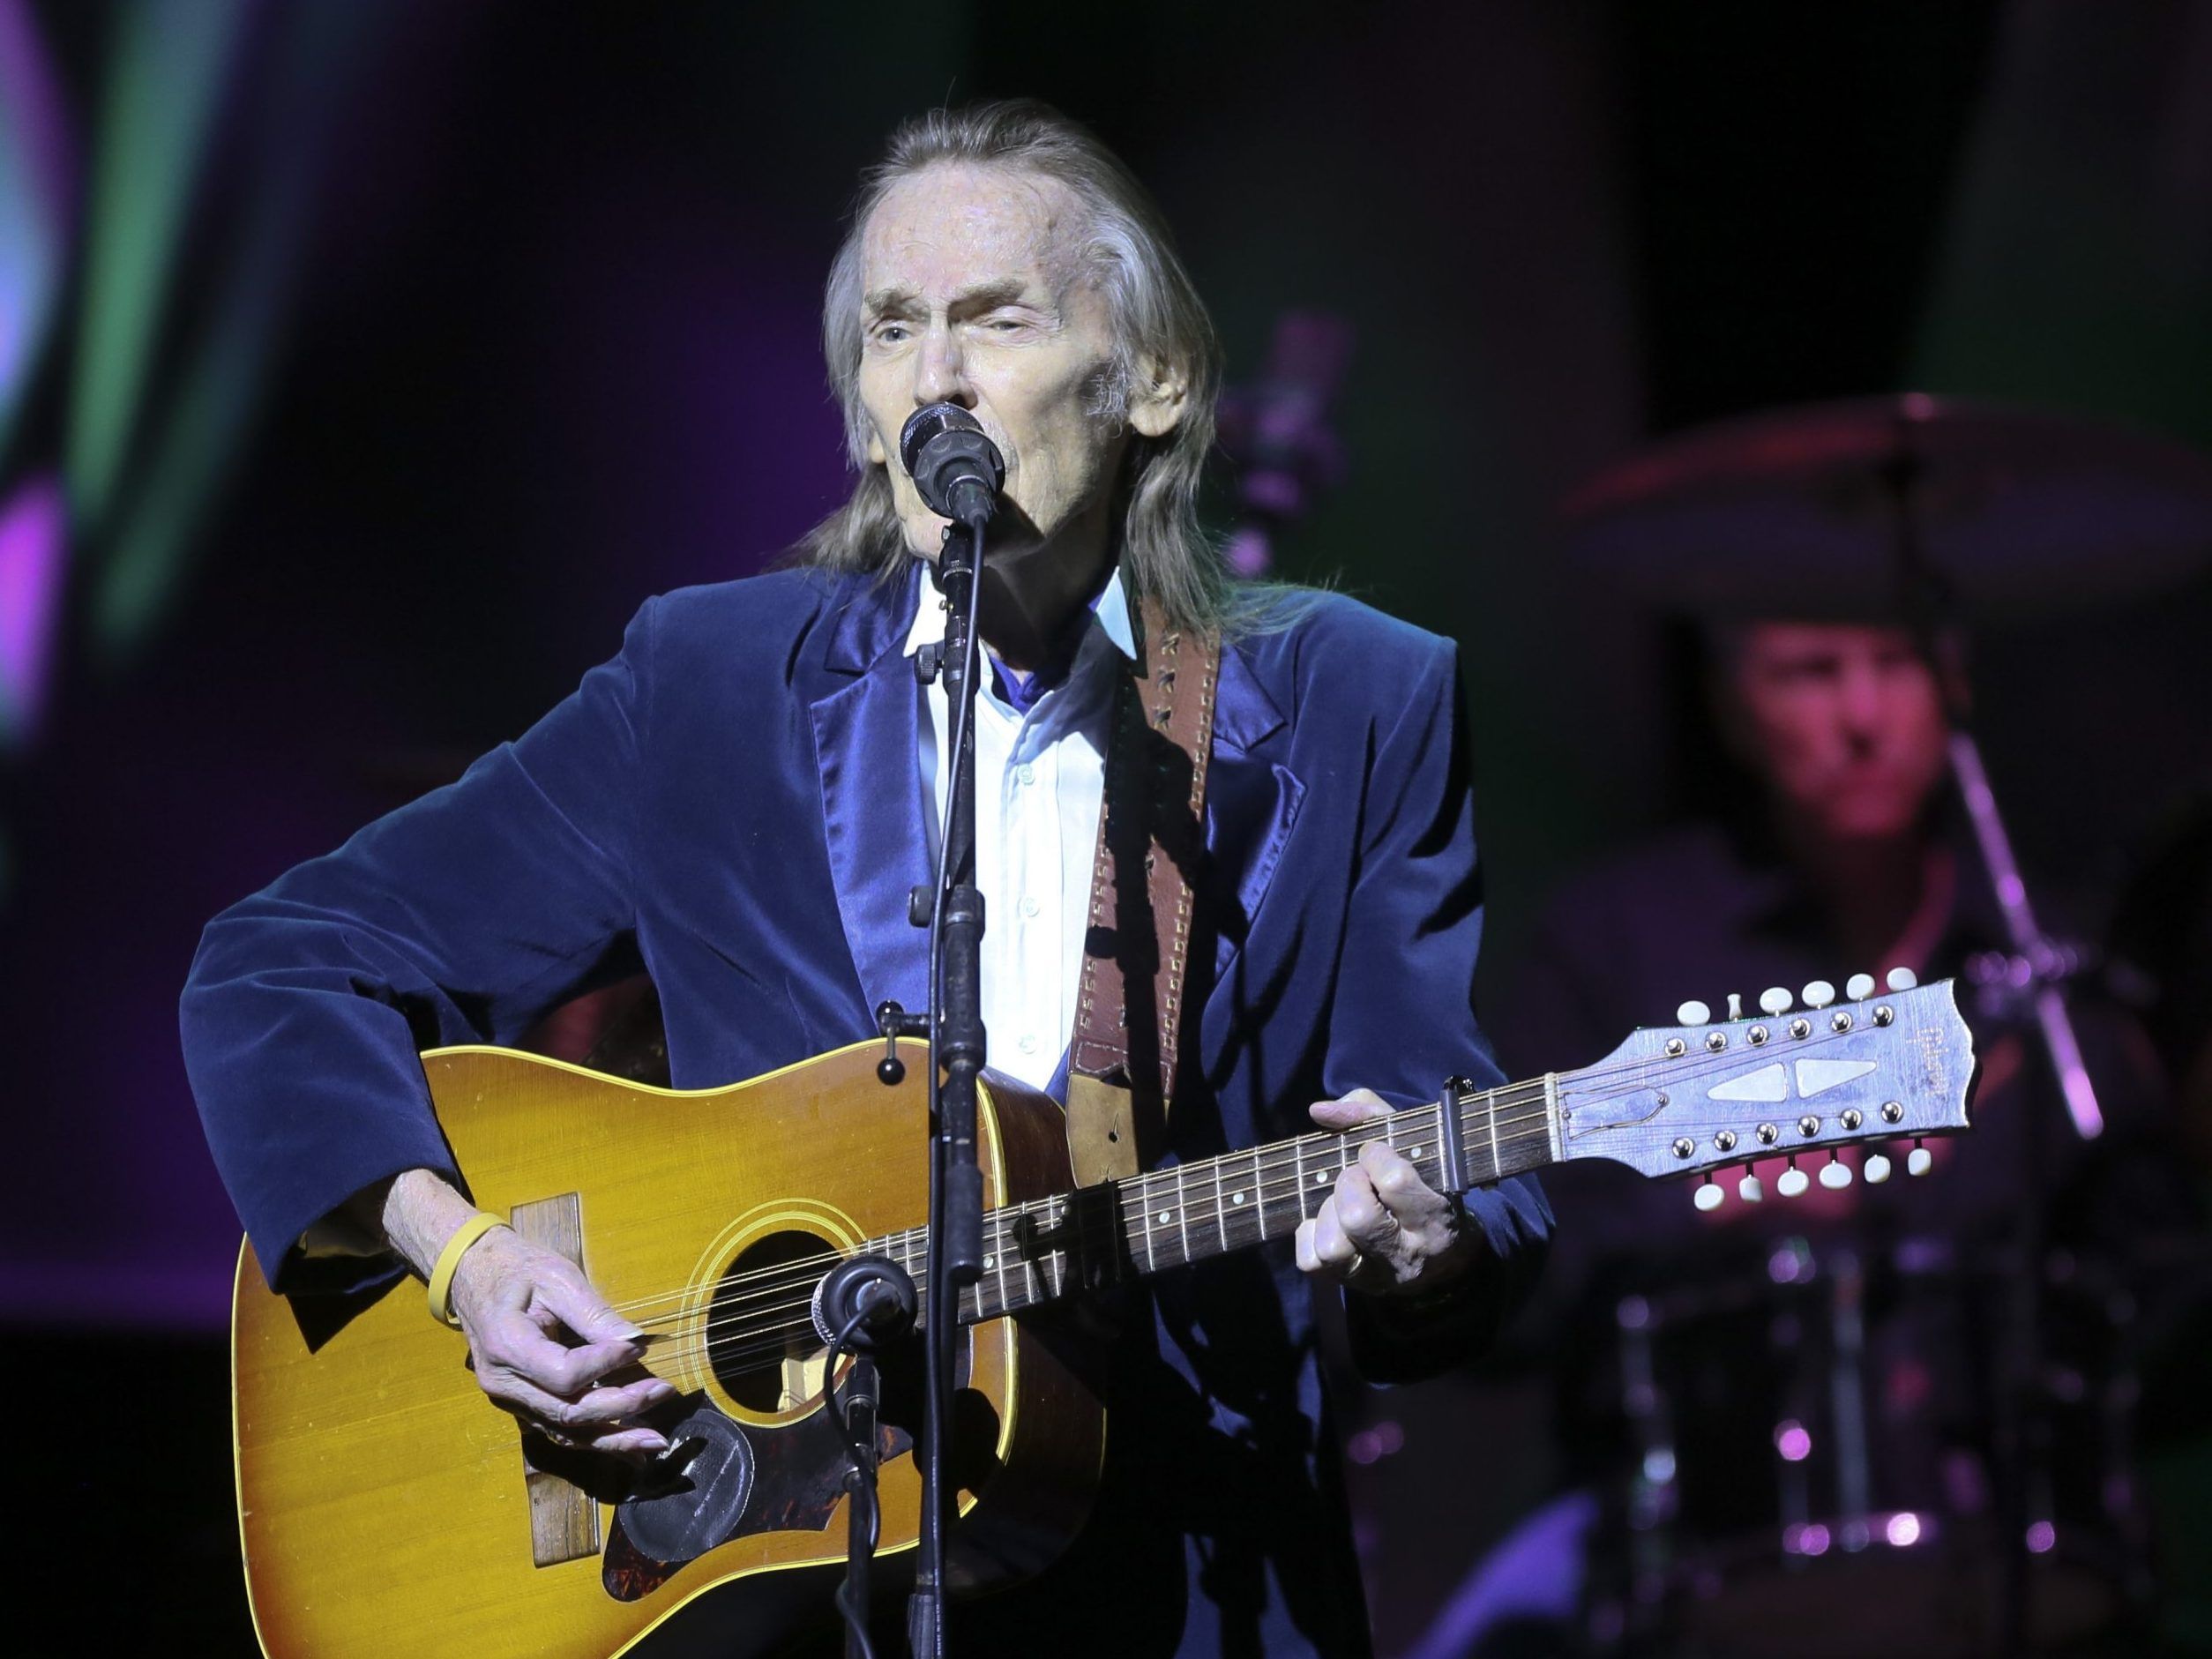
1290;1138;1305;1226
1213;1156;1232;1255
1174;1162;1192;1268
1135;1174;1158;1274
1018;1206;1040;1311
1245;1145;1266;1244
1484;1087;1501;1185
1047;1199;1067;1298
993;1214;1012;1316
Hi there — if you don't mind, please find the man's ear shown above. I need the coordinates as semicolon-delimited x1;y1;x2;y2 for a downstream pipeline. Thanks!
866;424;888;467
1127;353;1188;440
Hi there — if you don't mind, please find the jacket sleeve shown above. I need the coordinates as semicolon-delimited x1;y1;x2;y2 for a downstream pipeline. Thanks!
180;598;656;1292
1318;633;1552;1383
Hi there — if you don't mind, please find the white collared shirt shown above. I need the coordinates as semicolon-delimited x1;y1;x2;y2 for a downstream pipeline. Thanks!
902;564;1134;1091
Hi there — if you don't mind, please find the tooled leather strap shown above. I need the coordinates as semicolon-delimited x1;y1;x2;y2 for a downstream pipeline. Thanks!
1065;597;1222;1185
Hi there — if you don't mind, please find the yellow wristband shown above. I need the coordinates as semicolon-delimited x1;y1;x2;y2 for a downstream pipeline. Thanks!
427;1210;507;1329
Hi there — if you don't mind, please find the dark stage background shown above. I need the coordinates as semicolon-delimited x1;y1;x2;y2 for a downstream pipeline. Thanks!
4;2;2211;1650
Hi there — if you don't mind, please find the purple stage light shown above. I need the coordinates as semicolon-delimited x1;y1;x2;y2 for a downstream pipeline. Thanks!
1774;1418;1812;1462
0;472;64;744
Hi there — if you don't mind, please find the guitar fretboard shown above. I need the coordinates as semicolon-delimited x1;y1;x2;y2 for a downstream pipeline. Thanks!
858;1077;1558;1326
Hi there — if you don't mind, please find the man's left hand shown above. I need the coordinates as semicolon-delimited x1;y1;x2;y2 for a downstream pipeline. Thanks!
1295;1089;1478;1297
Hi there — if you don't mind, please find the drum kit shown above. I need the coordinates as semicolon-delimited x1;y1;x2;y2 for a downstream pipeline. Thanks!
1551;395;2212;1655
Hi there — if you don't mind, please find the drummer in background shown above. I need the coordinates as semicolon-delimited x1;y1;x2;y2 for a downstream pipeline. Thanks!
1497;610;2163;1241
1401;611;2178;1659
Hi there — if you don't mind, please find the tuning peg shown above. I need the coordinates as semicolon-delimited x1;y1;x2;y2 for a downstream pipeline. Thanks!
1802;980;1836;1010
1737;1172;1765;1203
1693;1177;1723;1212
1846;973;1876;1001
1819;1155;1853;1190
1776;1161;1810;1199
1907;1139;1933;1177
1759;987;1793;1016
1886;967;1918;992
1727;993;1745;1020
1676;999;1711;1026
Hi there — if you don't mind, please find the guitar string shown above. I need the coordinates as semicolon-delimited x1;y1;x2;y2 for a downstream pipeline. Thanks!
306;1024;1939;1435
613;1089;1894;1351
587;1013;1902;1330
581;1077;1916;1366
589;1018;1865;1330
624;1146;1543;1377
625;1085;1918;1372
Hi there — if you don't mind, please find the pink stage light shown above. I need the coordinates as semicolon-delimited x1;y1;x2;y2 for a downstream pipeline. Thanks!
0;474;65;744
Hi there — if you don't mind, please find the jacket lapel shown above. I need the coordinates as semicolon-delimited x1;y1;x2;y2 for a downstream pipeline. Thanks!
808;571;934;1020
1203;640;1302;983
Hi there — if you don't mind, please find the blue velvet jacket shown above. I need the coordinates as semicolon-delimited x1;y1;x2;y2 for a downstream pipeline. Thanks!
182;564;1550;1656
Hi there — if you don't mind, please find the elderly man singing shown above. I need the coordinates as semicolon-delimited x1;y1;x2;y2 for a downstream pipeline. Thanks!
184;101;1550;1656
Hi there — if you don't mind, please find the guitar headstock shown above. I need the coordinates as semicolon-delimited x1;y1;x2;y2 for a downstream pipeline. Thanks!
1555;973;1976;1202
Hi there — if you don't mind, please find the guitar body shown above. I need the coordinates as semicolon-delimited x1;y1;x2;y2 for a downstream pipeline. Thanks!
232;1039;1103;1659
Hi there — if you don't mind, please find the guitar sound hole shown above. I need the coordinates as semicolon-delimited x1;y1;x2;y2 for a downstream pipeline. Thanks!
705;1229;837;1414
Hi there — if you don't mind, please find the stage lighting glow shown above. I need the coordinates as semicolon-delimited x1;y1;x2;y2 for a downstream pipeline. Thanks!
0;473;63;744
0;0;71;468
69;0;246;532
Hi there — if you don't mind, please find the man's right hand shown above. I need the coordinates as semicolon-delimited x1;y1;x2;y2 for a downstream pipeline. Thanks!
381;1168;675;1460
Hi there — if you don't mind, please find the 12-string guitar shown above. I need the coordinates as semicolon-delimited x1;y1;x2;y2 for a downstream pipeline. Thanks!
232;973;1974;1659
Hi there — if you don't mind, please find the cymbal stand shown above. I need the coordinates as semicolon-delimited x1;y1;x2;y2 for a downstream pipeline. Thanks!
1883;406;2104;1142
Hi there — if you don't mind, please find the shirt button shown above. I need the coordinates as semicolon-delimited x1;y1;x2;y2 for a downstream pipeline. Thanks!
1018;1034;1039;1054
1020;896;1041;918
1016;763;1036;785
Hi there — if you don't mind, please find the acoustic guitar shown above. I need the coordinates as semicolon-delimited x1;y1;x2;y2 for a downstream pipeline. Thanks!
231;975;1975;1658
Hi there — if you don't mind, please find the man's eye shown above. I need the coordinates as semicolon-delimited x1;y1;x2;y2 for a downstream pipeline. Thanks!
872;324;910;345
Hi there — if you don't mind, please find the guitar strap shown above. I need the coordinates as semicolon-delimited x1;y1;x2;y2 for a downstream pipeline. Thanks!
1065;595;1222;1185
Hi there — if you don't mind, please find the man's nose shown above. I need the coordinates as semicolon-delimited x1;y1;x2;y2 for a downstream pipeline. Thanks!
915;323;972;408
1837;660;1887;736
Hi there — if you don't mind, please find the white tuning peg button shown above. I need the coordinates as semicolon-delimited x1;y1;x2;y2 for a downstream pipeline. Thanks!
1907;1145;1934;1177
1727;993;1745;1020
1737;1173;1765;1203
1887;968;1919;992
1846;974;1876;1001
1864;1152;1893;1184
1676;1000;1711;1027
1776;1166;1811;1199
1760;987;1793;1016
1693;1182;1724;1212
1819;1158;1853;1190
1802;980;1836;1009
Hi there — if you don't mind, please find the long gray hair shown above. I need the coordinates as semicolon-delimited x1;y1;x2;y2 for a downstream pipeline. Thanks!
798;100;1229;635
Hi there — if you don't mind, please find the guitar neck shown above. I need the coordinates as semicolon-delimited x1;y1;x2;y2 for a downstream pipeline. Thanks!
863;1075;1560;1326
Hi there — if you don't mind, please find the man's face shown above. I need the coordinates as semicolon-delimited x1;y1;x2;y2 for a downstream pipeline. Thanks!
855;163;1135;566
1722;623;1950;842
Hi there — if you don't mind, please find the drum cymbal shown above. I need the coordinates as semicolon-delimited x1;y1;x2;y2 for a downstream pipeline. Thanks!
1559;394;2212;621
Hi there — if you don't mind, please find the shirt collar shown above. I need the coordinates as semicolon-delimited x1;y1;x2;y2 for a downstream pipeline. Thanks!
900;558;1138;668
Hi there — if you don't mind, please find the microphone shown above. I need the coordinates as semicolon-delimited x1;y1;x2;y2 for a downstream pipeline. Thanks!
898;404;1005;526
811;1254;919;1350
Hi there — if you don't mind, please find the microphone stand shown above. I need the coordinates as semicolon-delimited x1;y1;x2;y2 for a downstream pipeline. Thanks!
908;511;991;1659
